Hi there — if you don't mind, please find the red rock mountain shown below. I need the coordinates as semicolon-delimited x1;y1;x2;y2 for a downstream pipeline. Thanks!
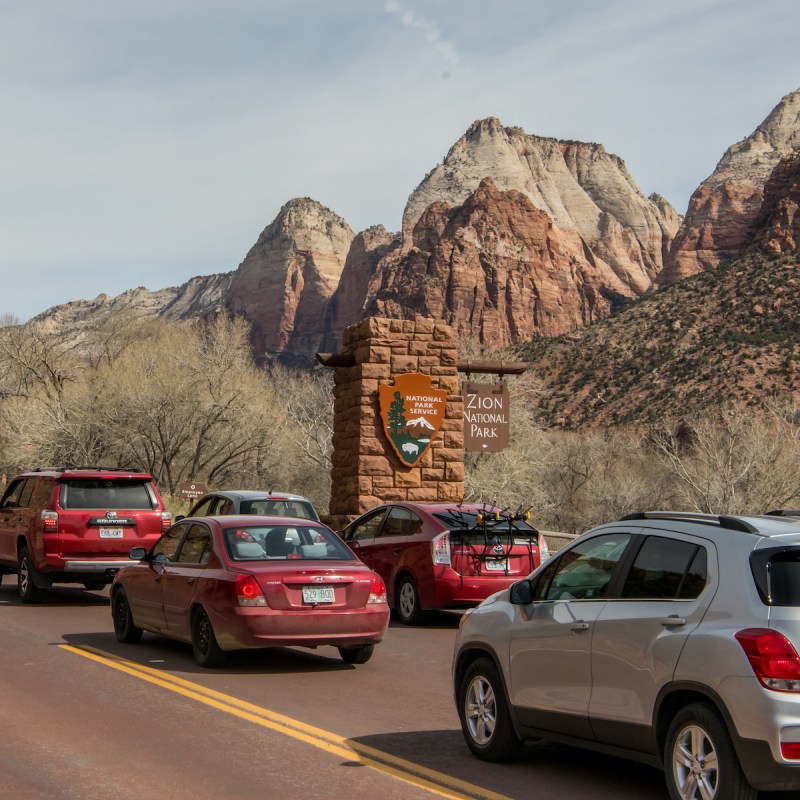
29;94;800;366
663;89;800;283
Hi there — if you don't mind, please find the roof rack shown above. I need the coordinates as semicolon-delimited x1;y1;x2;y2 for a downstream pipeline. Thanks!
620;511;759;534
33;466;144;473
765;509;800;518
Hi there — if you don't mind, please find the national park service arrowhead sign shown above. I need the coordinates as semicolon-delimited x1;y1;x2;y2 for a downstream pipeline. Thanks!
379;372;447;467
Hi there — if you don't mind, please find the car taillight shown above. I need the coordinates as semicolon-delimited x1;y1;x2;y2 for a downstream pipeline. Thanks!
781;742;800;760
538;533;550;563
235;574;268;607
41;510;58;533
161;512;172;531
431;531;451;566
735;628;800;691
368;575;386;604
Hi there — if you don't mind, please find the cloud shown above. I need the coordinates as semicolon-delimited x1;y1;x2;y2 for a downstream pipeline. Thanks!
384;2;460;70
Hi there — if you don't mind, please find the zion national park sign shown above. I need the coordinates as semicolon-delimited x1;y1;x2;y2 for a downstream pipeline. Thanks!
378;372;447;467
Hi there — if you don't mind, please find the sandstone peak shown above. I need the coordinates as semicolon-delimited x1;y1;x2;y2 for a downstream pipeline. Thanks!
225;197;355;362
402;117;679;295
664;88;800;281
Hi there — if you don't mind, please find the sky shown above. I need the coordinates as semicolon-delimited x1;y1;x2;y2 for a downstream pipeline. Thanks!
1;0;797;322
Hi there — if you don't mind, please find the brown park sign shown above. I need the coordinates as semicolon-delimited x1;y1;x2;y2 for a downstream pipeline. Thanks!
178;481;209;500
462;381;510;452
378;372;447;467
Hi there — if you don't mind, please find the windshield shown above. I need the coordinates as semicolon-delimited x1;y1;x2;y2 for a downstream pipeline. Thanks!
223;524;353;562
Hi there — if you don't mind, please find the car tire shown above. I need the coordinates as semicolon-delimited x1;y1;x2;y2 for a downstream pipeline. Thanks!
396;576;428;625
18;546;44;604
338;644;374;664
191;608;227;668
112;588;143;644
458;656;524;762
664;702;756;800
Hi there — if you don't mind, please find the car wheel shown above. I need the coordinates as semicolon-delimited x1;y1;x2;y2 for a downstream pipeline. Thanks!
396;576;427;625
338;644;374;664
111;588;143;643
664;702;757;800
191;608;227;668
18;547;44;604
458;657;524;762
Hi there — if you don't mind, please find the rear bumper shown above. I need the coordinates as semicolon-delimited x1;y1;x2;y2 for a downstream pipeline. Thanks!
213;604;391;651
423;569;519;610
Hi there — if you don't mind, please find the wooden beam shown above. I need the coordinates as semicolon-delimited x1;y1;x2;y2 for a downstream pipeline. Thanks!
457;359;529;376
316;352;356;368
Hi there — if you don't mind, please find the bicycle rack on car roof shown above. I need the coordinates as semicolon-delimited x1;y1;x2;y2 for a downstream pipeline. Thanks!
435;504;540;583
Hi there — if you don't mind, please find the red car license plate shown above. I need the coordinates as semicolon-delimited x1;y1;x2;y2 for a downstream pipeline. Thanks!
302;586;335;604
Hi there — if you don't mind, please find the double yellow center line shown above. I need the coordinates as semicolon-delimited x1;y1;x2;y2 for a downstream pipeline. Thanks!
59;644;511;800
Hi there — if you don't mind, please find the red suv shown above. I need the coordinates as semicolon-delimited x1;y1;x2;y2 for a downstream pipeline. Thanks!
339;502;549;624
0;467;171;603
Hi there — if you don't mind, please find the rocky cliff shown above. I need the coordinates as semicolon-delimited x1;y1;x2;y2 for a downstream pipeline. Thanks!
663;89;800;282
403;117;680;294
749;152;800;255
31;272;233;344
332;178;634;350
225;197;354;362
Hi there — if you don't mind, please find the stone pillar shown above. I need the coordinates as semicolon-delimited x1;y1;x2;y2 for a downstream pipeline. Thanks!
327;316;464;531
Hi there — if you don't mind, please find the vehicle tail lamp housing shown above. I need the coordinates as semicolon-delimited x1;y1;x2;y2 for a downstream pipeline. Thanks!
235;574;268;607
735;628;800;691
368;575;387;604
41;510;58;533
431;531;451;566
161;512;172;531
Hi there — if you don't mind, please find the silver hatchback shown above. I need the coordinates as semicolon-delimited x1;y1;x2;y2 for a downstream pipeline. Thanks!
453;511;800;799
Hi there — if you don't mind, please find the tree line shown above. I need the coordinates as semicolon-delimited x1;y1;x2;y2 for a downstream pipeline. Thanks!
1;313;799;530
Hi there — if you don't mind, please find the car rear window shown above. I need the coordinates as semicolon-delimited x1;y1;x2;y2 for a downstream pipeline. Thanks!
751;547;800;606
238;499;319;521
223;525;354;561
59;479;156;510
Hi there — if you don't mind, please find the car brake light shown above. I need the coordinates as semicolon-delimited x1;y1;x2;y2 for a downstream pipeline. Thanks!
161;512;172;531
538;533;550;563
735;628;800;691
368;575;386;604
431;531;451;566
781;742;800;760
235;574;268;607
41;510;58;533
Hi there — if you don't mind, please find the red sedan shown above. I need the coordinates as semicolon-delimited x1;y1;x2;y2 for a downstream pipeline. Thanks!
110;515;389;667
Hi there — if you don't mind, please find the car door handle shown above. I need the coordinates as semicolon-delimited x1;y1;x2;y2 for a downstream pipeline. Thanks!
570;622;590;632
660;615;687;627
186;578;196;585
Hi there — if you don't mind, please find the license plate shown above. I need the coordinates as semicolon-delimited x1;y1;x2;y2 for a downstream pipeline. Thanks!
99;528;124;539
302;586;335;604
484;558;508;571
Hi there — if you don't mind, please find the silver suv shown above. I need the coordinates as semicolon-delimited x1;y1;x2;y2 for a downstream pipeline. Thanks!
453;511;800;799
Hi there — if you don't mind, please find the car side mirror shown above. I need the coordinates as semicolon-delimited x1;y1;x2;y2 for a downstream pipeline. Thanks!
510;579;534;605
175;514;186;522
129;547;148;561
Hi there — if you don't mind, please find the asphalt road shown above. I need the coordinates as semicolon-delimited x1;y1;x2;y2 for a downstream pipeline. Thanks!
0;580;687;800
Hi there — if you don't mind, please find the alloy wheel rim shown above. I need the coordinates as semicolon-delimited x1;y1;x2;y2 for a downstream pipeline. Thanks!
19;556;30;594
465;675;496;745
399;583;415;618
115;596;128;629
672;723;719;800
